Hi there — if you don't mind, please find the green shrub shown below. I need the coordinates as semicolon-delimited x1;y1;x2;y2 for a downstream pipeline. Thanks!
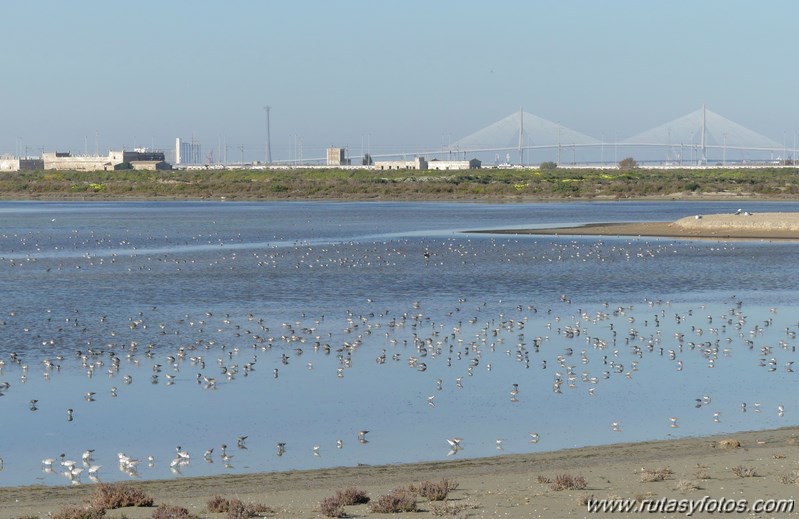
540;161;558;170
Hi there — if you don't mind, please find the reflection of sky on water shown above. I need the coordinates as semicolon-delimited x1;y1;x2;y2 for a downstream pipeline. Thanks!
0;200;798;487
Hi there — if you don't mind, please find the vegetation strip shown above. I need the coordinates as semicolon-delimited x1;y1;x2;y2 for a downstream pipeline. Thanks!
1;166;798;200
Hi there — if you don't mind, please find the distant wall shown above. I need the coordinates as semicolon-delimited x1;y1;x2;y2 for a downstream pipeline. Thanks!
20;159;43;170
374;157;428;170
0;158;43;171
428;159;481;170
42;151;168;171
43;153;115;171
0;159;19;171
129;161;172;170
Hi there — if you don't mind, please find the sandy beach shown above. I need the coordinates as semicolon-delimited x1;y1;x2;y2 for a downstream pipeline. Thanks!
1;427;798;518
479;212;799;240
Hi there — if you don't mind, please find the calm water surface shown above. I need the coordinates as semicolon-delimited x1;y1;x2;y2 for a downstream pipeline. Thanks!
1;200;798;487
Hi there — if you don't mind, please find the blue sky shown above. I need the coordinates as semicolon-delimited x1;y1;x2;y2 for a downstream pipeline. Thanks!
3;0;797;162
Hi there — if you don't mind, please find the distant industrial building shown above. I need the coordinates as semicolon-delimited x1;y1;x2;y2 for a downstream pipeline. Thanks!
0;156;44;171
372;157;481;170
428;158;481;170
176;138;202;165
374;157;428;170
326;147;350;166
42;149;170;171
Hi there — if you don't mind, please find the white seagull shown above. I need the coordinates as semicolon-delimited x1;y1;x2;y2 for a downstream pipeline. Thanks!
446;437;463;449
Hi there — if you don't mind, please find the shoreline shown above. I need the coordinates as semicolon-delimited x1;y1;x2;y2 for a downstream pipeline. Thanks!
2;191;799;204
3;426;799;517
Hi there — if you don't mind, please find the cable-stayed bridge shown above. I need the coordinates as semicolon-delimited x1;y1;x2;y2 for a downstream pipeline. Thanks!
446;109;599;164
444;106;791;166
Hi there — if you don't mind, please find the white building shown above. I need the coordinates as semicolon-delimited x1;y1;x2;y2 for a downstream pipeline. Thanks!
326;147;350;166
0;156;43;171
42;150;170;171
374;157;428;170
176;138;202;165
427;158;481;170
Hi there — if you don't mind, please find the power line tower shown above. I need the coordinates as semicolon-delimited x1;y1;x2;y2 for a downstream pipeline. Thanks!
518;107;524;165
700;103;707;165
264;106;272;164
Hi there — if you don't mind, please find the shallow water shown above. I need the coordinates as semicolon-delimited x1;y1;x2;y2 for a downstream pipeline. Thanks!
0;200;798;487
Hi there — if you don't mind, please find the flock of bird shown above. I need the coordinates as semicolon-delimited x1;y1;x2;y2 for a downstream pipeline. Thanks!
40;451;101;484
29;431;375;485
0;289;795;486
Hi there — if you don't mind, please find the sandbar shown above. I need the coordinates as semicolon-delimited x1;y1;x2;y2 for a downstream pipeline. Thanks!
477;212;799;240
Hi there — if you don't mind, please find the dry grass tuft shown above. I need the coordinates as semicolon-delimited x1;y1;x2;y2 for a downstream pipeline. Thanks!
731;465;758;478
205;497;273;518
640;467;674;483
319;496;346;518
429;499;479;517
227;499;274;519
334;486;370;505
718;438;741;449
411;479;459;501
634;492;657;503
227;499;275;519
51;506;106;519
318;487;370;517
536;475;551;484
369;488;418;513
576;494;594;506
550;473;587;491
675;480;701;492
778;472;799;485
242;503;273;516
151;504;199;519
695;467;711;480
207;496;229;513
640;472;666;483
89;483;154;509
